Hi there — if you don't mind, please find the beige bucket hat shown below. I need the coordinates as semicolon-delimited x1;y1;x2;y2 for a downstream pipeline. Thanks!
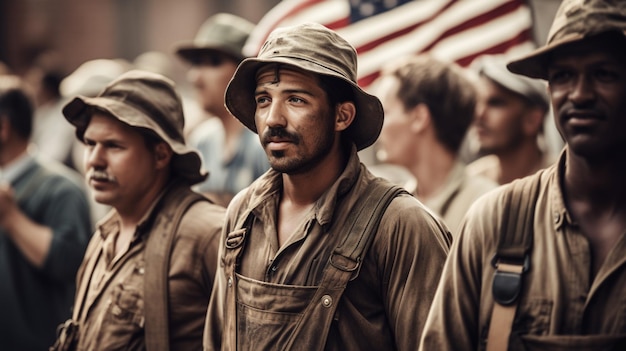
224;22;384;151
175;13;254;63
62;70;206;184
508;0;626;79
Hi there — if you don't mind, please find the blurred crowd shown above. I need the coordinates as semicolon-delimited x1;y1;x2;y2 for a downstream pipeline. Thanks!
7;0;626;349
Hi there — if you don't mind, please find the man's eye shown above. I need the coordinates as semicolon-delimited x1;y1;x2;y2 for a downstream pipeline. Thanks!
289;97;305;103
547;70;572;85
256;96;270;104
594;68;619;82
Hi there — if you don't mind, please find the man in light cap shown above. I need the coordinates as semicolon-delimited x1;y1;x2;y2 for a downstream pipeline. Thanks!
203;23;451;350
467;54;556;185
420;0;626;350
175;13;269;207
51;70;225;351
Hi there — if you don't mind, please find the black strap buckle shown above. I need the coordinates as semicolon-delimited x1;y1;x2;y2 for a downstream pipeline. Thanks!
491;254;530;306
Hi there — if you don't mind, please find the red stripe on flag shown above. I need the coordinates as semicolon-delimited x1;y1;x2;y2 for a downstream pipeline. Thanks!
420;0;527;53
354;1;456;54
455;28;533;67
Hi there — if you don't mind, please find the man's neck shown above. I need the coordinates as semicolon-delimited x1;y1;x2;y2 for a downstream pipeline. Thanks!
564;148;626;210
409;141;456;201
495;140;544;184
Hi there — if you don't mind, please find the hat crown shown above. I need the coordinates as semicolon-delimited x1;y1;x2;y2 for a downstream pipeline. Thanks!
99;70;185;142
258;23;358;83
191;13;254;56
547;0;626;44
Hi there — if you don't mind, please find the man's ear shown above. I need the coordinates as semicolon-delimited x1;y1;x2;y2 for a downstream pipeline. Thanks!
409;103;431;134
0;116;10;143
335;101;356;132
154;142;173;170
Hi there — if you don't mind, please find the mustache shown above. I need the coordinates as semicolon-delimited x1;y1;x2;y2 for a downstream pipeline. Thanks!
559;101;604;119
261;127;300;145
86;169;117;182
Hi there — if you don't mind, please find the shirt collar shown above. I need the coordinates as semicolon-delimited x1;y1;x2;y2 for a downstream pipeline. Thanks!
421;161;466;215
96;180;175;241
0;150;35;183
247;144;362;228
550;148;572;231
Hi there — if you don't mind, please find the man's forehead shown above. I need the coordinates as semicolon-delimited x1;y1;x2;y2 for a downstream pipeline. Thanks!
255;64;318;84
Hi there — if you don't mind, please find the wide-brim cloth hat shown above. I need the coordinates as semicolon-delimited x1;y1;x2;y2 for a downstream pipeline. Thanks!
225;22;384;151
175;13;255;63
62;69;207;185
508;0;626;79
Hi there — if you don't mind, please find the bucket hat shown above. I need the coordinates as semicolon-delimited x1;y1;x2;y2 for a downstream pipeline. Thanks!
508;0;626;79
62;70;206;184
175;13;254;63
225;22;384;151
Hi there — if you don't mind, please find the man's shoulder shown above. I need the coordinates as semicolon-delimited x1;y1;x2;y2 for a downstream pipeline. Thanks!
466;154;499;181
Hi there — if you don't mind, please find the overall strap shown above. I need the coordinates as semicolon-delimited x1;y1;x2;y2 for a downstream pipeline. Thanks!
285;178;408;350
221;210;253;351
144;187;209;351
487;176;541;351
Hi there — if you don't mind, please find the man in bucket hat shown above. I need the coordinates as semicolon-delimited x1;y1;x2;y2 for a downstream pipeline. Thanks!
175;13;269;207
51;70;225;351
420;0;626;350
203;22;451;351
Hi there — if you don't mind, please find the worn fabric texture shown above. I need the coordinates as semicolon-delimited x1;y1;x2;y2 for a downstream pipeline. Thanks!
204;146;452;351
71;182;224;351
420;149;626;350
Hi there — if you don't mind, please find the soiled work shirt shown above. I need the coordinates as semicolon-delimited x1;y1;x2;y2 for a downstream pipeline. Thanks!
205;146;452;350
73;183;225;351
419;150;626;350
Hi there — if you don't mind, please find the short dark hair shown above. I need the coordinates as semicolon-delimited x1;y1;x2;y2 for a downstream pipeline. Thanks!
382;55;476;153
0;76;34;140
318;74;356;147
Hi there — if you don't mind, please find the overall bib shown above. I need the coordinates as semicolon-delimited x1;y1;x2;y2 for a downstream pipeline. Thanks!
219;182;405;350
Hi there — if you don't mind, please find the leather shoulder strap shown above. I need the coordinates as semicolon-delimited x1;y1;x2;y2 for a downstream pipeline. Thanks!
144;187;209;351
285;178;408;350
487;175;541;351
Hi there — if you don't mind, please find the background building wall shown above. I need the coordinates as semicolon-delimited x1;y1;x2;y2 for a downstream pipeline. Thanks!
0;0;560;82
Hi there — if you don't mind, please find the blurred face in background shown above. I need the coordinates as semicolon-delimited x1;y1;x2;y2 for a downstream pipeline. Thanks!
473;76;529;155
376;75;416;167
187;52;239;117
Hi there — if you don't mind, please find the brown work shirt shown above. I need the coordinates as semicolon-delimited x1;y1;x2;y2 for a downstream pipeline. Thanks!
420;151;626;350
72;183;225;351
420;161;498;234
205;146;452;350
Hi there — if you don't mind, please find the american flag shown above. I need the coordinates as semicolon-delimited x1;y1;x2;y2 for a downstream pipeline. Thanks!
244;0;537;87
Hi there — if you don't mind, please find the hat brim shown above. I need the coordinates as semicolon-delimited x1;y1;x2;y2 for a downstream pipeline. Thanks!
508;29;626;79
225;57;383;151
63;96;207;184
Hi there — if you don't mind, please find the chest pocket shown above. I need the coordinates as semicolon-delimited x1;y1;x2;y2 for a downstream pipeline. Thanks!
519;333;626;351
98;260;145;349
236;273;318;350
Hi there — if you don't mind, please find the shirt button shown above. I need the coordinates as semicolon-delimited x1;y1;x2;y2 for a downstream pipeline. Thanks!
227;277;233;287
321;295;333;308
554;213;561;223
